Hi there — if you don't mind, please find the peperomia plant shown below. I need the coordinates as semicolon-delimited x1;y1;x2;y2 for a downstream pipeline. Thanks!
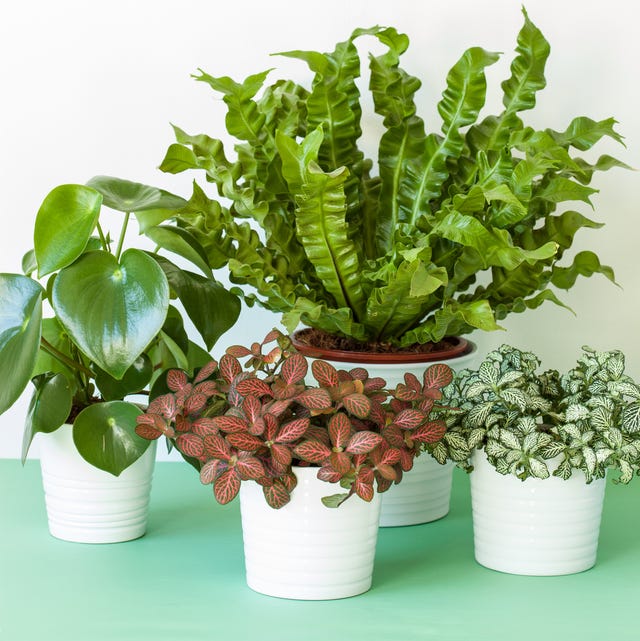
443;345;640;483
0;176;240;475
136;330;452;507
157;9;627;350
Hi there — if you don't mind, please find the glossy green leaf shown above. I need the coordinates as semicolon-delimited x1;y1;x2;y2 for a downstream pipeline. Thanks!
52;249;170;380
73;401;150;476
34;184;103;277
94;354;153;401
145;225;212;277
32;317;77;383
152;255;240;350
22;373;72;463
86;176;186;213
0;275;44;414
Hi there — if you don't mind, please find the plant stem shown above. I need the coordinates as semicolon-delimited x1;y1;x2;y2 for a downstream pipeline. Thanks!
96;222;110;252
115;212;131;261
40;337;93;377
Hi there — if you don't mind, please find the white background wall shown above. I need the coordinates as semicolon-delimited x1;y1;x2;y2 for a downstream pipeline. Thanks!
1;0;638;459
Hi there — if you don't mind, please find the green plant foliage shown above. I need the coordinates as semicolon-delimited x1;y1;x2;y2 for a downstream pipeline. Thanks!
136;330;453;508
161;9;626;346
0;178;241;476
443;345;640;483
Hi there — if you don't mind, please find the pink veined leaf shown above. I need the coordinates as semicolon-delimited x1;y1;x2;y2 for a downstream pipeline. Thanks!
354;477;374;502
364;376;387;391
262;346;283;364
263;481;291;509
346;431;384;454
263;413;278;441
184;393;207;415
212;415;249;434
191;418;219;438
262;328;283;344
265;398;292;417
271;379;299;400
236;377;273;398
394;408;426;430
148;393;177;420
368;401;387;427
337;370;353;382
412;420;447;444
393;384;418;402
219;354;242;384
167;369;188;392
399;448;415;472
419;398;435;413
358;466;375;484
281;353;308;385
203;434;231;460
376;476;394;493
329;450;352;475
193;381;217;397
270;443;293;467
311;360;339;387
193;360;218;383
390;398;410;413
382;424;405;448
328;413;352;448
305;425;331;445
213;470;241;505
423;363;453;391
226;432;264;451
228;371;251;407
317;465;342;483
242;395;262;424
200;459;222;485
176;433;205;458
293;440;331;464
247;416;266;436
381;447;402;465
276;417;310;443
404;372;422;392
135;424;163;441
296;388;332;411
348;367;369;381
343;393;372;419
281;471;298;493
175;415;191;433
225;345;252;358
375;463;398;481
352;453;367;468
235;454;266;480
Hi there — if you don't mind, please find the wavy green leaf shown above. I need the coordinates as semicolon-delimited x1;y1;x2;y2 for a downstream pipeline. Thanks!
550;251;616;289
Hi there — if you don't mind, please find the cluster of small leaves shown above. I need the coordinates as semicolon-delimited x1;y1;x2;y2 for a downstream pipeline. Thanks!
136;330;452;508
443;345;640;483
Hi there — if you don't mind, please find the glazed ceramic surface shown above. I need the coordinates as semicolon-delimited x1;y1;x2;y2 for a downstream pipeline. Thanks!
239;466;382;600
470;450;606;575
39;424;156;544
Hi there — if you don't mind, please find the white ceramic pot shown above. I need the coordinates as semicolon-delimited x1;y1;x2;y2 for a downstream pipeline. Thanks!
470;450;606;576
39;425;157;544
239;466;382;600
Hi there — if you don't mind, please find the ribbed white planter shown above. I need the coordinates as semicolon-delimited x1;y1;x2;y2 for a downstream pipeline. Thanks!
470;451;606;575
239;466;382;600
39;425;157;544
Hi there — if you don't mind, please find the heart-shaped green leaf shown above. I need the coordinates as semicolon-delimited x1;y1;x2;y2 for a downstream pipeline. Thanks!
86;176;186;212
153;255;240;349
72;400;150;475
94;354;153;401
34;184;103;277
145;226;212;277
0;274;44;414
22;373;73;463
52;249;170;379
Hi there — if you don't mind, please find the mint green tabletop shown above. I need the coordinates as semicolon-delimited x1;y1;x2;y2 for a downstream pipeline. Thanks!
0;460;638;641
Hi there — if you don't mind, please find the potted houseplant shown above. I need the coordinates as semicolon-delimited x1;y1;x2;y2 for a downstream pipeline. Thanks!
135;329;453;599
0;176;240;543
154;9;628;525
442;344;640;575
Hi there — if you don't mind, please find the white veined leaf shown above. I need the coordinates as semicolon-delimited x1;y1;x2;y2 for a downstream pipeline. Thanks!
529;457;549;479
606;427;623;448
478;361;499;386
468;428;486;449
622;402;640;434
617;460;633;484
500;388;527;411
430;442;448;465
495;458;511;475
562;423;582;440
591;405;613;430
499;429;521;450
466;381;489;398
553;458;572;480
565;403;589;422
615;382;640;399
505;449;521;464
445;432;469;451
541;442;566;459
515;416;538;435
486;441;508;457
605;352;625;379
497;370;524;387
468;402;495;427
582;447;597;476
523;432;541;453
595;447;614;464
528;396;552;412
449;448;469;462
